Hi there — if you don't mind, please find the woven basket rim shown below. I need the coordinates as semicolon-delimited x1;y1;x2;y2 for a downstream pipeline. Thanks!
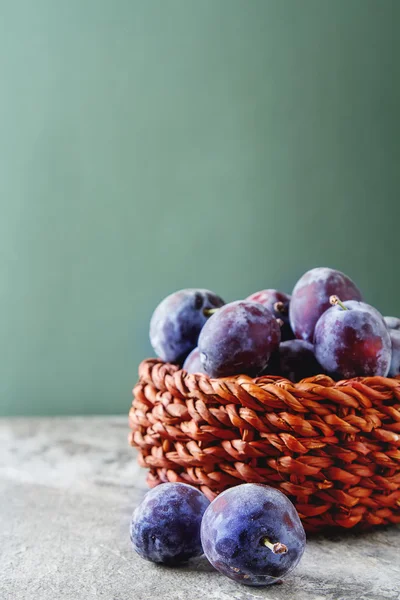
136;357;400;395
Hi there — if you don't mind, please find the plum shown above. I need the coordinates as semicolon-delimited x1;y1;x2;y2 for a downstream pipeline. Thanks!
388;329;400;377
290;268;362;343
314;297;391;379
266;339;322;382
247;289;294;341
149;289;225;364
130;483;210;565
200;483;306;586
384;316;400;331
198;301;281;378
182;347;206;374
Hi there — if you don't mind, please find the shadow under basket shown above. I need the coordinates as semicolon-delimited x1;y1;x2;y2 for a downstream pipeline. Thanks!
129;359;400;532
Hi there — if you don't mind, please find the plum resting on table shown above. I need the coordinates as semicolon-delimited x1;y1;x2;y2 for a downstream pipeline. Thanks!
200;483;306;587
314;298;391;379
130;483;210;565
246;289;294;341
198;300;281;378
149;289;225;364
290;267;362;343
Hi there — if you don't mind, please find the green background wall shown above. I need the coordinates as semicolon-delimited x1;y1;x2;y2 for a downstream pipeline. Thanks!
1;0;399;415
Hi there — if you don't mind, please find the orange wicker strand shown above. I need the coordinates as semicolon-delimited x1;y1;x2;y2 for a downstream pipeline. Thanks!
129;359;400;532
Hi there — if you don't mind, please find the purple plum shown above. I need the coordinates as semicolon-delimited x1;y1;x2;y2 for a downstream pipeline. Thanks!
290;268;362;343
266;339;322;382
314;298;391;379
183;347;206;374
150;289;224;364
384;316;400;331
130;483;210;565
388;329;400;377
247;289;294;341
200;483;306;587
198;301;281;378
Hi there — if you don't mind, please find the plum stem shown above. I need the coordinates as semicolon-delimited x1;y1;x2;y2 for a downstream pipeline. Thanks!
330;295;348;311
203;308;219;317
274;301;287;314
262;538;288;554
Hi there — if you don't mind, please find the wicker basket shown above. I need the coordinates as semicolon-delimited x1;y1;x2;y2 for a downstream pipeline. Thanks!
129;358;400;532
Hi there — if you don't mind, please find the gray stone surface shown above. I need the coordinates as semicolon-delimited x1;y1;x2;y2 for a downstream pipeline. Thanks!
0;417;399;600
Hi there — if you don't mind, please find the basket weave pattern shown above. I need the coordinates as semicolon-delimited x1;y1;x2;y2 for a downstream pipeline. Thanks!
129;359;400;532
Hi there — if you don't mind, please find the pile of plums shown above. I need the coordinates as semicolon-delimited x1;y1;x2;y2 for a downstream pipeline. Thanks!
149;267;400;381
131;482;306;587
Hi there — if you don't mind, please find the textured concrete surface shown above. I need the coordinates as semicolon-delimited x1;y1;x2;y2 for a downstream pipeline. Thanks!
1;417;399;600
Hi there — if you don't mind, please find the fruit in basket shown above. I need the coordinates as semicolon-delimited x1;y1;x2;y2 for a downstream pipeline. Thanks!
388;329;400;377
130;482;210;565
183;347;206;374
246;289;294;341
290;267;362;342
198;301;281;378
314;296;391;378
266;339;323;382
385;316;400;331
200;483;306;587
149;289;225;364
